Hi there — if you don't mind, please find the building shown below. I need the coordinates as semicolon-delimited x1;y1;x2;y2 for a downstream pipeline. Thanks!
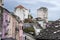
0;6;23;40
5;13;16;40
0;0;4;6
14;5;29;21
37;7;48;29
0;4;23;40
0;6;10;39
5;13;20;40
5;13;23;40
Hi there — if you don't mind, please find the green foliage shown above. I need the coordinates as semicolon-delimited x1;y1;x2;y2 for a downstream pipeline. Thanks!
24;19;34;23
24;19;29;23
28;14;33;19
23;27;35;33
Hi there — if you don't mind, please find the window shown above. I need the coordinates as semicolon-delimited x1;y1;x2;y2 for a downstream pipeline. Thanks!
5;29;9;35
0;7;2;14
0;16;3;21
8;17;11;23
6;19;10;23
0;7;3;14
5;19;10;26
24;13;25;16
5;20;8;22
23;10;25;17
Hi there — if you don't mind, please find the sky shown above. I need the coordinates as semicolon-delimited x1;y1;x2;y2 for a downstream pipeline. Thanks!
4;0;60;21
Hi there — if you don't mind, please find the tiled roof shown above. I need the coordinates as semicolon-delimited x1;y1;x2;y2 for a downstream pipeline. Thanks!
16;5;27;10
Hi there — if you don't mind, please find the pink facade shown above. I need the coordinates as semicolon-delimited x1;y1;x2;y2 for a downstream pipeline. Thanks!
2;8;9;38
1;7;23;40
19;22;23;40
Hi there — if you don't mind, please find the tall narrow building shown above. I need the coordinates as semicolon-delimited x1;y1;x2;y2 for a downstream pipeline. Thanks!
0;6;10;39
5;13;20;40
37;7;48;29
14;5;29;21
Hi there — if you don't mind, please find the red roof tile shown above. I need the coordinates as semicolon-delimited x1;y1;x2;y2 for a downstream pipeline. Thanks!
16;5;27;10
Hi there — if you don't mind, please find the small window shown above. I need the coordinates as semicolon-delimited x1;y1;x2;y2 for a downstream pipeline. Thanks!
5;20;8;22
5;29;9;35
7;23;9;26
22;26;23;30
24;14;25;16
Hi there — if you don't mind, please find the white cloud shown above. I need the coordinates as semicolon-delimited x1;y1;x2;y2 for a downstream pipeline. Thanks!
4;0;60;20
14;0;60;11
4;0;60;7
14;0;60;6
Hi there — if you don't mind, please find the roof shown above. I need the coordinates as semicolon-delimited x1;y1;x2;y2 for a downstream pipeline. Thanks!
37;7;48;11
56;19;60;21
15;5;28;10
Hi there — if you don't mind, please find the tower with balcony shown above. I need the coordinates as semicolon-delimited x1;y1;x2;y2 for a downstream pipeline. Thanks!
37;7;48;29
14;5;29;21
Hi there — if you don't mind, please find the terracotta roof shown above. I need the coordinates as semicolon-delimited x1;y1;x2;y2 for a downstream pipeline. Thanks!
16;5;27;10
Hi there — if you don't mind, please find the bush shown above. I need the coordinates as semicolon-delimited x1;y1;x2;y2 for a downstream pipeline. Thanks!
23;27;35;33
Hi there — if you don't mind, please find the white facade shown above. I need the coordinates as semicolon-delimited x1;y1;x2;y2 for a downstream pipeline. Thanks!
32;23;41;35
14;6;29;21
33;24;41;35
37;7;48;29
37;9;44;19
37;9;48;20
38;21;43;27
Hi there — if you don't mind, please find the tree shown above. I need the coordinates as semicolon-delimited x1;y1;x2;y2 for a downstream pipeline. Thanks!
28;14;33;19
23;27;35;35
